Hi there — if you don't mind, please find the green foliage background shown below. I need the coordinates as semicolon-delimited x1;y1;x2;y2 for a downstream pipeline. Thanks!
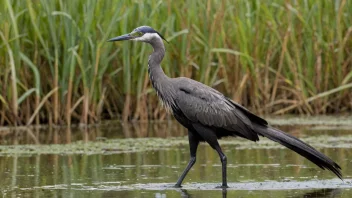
1;0;352;126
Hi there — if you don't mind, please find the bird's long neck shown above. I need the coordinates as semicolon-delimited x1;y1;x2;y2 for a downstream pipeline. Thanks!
148;37;168;90
148;36;175;110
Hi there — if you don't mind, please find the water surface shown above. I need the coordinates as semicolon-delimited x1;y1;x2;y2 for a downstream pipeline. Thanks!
0;118;352;197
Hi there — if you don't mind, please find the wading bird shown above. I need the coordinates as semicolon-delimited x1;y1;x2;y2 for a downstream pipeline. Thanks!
108;26;342;188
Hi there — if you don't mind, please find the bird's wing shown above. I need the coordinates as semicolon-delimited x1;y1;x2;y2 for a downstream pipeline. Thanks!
226;99;268;126
174;79;262;140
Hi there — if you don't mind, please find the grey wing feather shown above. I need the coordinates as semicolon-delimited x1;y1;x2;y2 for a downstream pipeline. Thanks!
174;78;260;140
176;86;233;126
226;99;268;126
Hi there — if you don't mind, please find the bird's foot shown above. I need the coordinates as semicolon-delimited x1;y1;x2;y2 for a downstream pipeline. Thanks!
216;185;229;189
174;184;182;188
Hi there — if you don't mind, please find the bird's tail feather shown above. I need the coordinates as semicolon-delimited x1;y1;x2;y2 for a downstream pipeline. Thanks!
253;124;342;179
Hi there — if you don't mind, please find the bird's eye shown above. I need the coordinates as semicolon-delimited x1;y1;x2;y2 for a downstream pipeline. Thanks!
130;31;143;37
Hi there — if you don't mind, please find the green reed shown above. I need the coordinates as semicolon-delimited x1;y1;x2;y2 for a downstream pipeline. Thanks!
0;0;351;126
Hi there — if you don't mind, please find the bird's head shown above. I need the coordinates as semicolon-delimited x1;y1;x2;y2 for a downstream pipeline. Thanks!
108;26;168;43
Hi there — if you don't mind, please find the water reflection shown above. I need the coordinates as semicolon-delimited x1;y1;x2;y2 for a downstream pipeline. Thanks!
2;121;351;146
172;188;341;198
293;188;341;198
179;189;191;198
0;123;351;197
174;188;343;198
0;146;350;197
178;189;226;198
0;121;188;145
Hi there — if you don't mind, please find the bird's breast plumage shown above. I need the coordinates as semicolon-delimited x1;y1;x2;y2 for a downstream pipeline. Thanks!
148;67;177;113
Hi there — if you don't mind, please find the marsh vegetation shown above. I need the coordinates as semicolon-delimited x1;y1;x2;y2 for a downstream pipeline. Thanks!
1;1;352;126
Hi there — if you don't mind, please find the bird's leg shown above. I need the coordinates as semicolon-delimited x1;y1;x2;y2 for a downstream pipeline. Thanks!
175;132;199;188
191;124;229;188
215;145;228;188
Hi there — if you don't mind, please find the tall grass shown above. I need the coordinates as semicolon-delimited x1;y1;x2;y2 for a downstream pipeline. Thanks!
0;0;351;126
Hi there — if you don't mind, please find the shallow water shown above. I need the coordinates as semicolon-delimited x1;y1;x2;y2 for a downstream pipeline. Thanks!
0;119;352;197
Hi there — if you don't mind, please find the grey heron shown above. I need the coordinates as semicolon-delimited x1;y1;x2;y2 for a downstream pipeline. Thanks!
108;26;342;188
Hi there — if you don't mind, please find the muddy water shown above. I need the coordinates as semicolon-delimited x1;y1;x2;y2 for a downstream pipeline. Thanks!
0;119;352;197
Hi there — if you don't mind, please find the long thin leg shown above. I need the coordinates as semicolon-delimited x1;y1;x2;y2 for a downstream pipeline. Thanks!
214;145;228;188
192;124;229;188
175;131;199;187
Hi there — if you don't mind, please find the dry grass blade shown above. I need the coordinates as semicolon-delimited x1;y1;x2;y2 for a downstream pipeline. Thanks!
274;83;352;115
27;87;59;126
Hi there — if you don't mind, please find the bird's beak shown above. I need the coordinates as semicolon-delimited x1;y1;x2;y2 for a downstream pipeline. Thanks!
108;34;133;42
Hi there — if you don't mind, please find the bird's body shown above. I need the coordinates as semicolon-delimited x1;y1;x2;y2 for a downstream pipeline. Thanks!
158;76;261;140
109;26;342;188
